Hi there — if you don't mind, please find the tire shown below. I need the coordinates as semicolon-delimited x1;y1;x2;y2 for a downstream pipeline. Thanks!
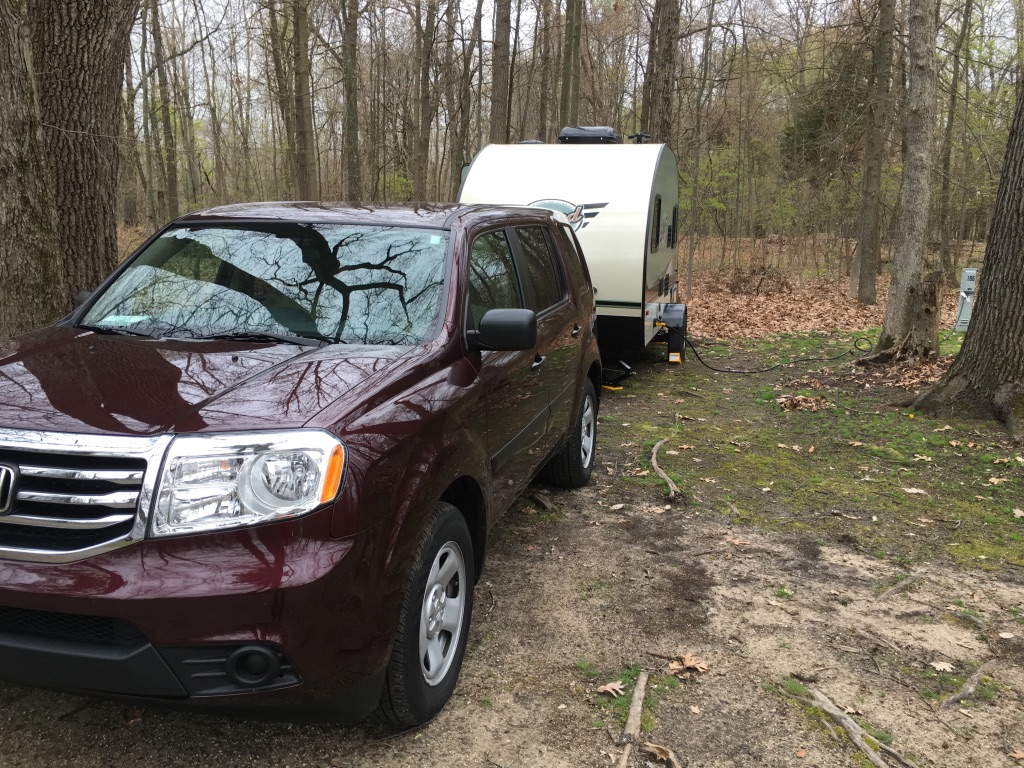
542;378;597;488
377;502;474;727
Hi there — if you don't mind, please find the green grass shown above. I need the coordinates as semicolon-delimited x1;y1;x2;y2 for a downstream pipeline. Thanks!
599;333;1020;571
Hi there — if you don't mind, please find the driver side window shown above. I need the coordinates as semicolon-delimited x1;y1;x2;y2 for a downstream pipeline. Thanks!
467;230;522;329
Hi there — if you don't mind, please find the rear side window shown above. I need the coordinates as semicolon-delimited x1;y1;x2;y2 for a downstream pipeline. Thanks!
558;225;590;299
651;195;662;252
467;230;522;329
515;226;565;312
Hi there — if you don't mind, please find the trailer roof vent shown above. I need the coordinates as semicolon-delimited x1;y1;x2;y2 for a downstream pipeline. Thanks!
557;126;622;144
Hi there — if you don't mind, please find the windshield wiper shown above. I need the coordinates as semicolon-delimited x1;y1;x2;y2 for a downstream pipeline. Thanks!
76;323;155;338
187;331;331;347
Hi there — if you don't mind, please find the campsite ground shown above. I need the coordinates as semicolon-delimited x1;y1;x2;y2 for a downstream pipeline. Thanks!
1;276;1021;768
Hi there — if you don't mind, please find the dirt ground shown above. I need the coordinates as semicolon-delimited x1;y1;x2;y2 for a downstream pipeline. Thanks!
1;342;1021;768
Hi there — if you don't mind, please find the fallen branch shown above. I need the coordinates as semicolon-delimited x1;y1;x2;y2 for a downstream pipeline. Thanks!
855;628;901;653
641;742;684;768
619;670;650;744
651;439;679;500
877;575;918;601
941;660;995;709
788;686;921;768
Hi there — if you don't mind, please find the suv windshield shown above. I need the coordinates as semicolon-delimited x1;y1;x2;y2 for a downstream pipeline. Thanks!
82;223;449;345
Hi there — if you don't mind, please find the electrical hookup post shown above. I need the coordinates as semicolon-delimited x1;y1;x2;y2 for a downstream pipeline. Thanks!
955;268;977;332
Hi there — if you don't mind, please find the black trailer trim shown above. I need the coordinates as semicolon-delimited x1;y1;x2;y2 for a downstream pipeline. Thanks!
596;300;643;308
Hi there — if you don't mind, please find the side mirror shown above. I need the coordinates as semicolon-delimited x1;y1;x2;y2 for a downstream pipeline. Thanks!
74;290;93;309
467;308;537;351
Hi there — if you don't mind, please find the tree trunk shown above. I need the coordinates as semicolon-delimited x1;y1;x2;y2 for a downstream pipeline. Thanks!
643;0;681;143
559;0;581;128
267;0;297;197
0;0;68;337
27;0;139;296
875;0;937;357
489;0;511;143
293;0;318;200
340;0;362;198
915;83;1024;436
848;0;896;304
938;0;972;288
148;0;179;220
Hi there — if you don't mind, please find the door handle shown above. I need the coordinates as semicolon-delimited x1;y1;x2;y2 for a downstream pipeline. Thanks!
571;324;581;338
531;355;546;371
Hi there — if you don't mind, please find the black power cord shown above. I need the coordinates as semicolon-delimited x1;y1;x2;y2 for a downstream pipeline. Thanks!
665;324;873;374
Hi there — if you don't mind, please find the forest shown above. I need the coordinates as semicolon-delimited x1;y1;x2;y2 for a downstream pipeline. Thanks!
113;0;1017;283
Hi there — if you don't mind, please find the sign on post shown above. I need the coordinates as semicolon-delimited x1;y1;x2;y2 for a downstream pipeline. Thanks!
954;268;977;332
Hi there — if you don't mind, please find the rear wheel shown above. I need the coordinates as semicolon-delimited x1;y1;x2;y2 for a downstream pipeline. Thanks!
542;378;597;487
377;502;474;726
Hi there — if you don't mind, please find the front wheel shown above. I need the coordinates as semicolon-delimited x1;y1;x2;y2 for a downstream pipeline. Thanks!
542;378;597;488
377;502;474;726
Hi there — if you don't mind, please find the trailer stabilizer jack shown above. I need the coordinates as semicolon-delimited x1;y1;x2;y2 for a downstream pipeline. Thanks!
602;359;635;386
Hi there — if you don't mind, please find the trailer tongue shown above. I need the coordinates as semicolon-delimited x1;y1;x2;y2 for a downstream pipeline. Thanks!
458;128;687;363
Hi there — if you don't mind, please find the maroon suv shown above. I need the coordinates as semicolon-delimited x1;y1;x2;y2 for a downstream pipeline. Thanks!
0;202;601;725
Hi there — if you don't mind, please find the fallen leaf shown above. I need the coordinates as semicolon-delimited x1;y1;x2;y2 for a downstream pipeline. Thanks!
848;441;864;447
700;477;717;484
557;703;567;710
917;518;934;524
124;707;146;727
597;680;625;698
949;440;962;447
903;487;929;495
680;653;709;673
808;445;815;453
609;504;625;511
689;705;701;714
1014;509;1024;518
994;457;1011;464
1009;748;1024;760
641;742;671;761
913;454;932;462
796;748;807;758
726;537;751;545
988;477;1009;485
933;425;952;432
998;632;1016;639
929;661;954;672
678;444;694;450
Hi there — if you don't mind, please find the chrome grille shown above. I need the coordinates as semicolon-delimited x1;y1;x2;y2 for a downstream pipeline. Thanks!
0;430;171;563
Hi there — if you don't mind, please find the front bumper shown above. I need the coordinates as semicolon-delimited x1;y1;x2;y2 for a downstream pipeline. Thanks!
0;511;395;719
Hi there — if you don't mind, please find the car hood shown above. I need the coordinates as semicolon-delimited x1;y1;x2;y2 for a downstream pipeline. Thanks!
0;326;416;436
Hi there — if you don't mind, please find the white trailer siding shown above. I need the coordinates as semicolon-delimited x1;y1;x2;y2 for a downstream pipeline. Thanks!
458;143;679;350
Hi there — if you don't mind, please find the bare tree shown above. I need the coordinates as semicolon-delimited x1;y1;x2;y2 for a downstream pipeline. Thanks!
875;0;938;357
489;0;512;143
847;0;896;304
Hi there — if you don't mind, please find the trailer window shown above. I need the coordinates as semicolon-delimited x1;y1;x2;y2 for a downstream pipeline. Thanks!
515;227;565;311
467;230;523;329
669;205;679;248
651;195;662;252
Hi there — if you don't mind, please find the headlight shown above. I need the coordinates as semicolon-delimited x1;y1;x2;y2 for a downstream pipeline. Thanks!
151;431;345;537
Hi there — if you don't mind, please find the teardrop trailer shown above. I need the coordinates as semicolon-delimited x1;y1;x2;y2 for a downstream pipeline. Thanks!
458;126;688;373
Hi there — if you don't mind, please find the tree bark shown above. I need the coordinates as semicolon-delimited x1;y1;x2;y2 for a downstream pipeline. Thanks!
848;0;896;304
26;0;139;297
148;0;179;220
875;0;937;358
0;0;68;337
340;0;362;199
489;0;511;143
915;79;1024;436
293;0;318;199
937;0;972;287
643;0;681;143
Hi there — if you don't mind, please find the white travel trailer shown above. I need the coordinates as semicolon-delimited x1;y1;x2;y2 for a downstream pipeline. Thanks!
458;130;686;357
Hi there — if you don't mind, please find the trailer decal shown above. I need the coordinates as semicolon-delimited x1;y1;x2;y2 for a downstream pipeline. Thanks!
530;199;608;231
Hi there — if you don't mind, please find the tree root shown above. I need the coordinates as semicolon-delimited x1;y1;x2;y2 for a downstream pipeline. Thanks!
651;439;679;500
787;686;921;768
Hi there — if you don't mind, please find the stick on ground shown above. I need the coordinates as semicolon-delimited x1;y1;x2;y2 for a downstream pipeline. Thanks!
651;439;679;500
942;660;995;709
788;686;921;768
615;671;651;768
